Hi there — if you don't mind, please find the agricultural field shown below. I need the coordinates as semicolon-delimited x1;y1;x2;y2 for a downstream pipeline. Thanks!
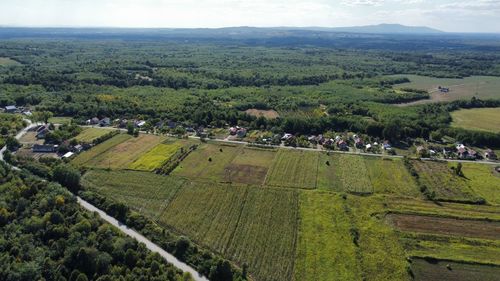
160;183;298;281
294;191;362;281
48;116;73;125
411;160;481;203
411;258;500;281
81;170;185;219
0;57;21;66
364;157;420;196
81;134;165;169
72;133;132;166
458;163;500;205
392;75;500;105
225;147;276;185
265;149;319;189
72;127;113;143
450;108;500;133
387;214;500;240
172;143;242;181
317;153;373;194
128;139;184;171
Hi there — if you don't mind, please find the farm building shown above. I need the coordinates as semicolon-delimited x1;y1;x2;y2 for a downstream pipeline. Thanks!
383;141;392;150
337;140;348;151
36;125;50;139
62;152;75;158
4;105;17;113
32;144;57;153
99;117;111;127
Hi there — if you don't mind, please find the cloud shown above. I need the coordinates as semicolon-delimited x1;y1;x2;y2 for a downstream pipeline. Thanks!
341;0;385;6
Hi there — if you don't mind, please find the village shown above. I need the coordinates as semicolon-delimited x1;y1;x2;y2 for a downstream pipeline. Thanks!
3;105;498;164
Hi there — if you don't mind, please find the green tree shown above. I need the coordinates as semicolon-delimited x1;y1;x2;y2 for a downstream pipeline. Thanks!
53;164;81;192
6;136;20;151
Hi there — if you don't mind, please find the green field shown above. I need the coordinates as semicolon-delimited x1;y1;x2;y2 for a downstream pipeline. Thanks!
82;134;165;169
317;153;373;193
265;149;319;189
0;57;21;66
160;183;298;281
364;157;420;196
48;116;73;125
81;170;185;218
225;147;276;185
411;160;481;203
451;108;500;133
72;127;114;143
294;191;362;281
411;258;500;281
172;143;241;181
128;140;183;171
458;163;500;205
392;75;500;105
72;133;132;166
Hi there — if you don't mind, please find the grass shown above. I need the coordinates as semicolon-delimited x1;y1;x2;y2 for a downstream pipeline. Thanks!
81;170;185;219
317;153;373;194
460;163;500;205
392;75;500;105
294;191;362;281
72;133;132;166
265;149;319;189
451;108;500;133
160;183;298;281
411;160;481;203
48;116;73;125
72;127;113;143
84;134;165;169
172;143;241;181
128;140;183;171
364;157;420;197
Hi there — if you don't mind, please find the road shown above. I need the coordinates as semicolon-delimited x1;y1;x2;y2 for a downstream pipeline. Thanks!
81;124;499;165
77;197;209;281
1;122;209;281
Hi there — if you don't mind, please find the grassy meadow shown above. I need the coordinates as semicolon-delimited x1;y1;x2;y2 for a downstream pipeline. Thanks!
265;149;319;189
451;108;500;133
72;127;113;143
72;133;132;166
128;140;184;171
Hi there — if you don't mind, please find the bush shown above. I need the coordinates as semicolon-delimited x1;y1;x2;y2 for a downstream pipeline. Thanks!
53;164;81;193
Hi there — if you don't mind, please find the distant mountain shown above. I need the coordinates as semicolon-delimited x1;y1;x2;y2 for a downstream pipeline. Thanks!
313;24;444;34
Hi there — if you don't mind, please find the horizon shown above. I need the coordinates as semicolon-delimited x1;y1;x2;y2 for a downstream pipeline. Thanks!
0;1;499;33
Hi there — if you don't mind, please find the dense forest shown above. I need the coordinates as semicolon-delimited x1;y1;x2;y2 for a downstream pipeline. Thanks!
0;29;499;147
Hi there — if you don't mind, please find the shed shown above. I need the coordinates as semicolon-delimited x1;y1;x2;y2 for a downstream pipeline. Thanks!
4;105;17;113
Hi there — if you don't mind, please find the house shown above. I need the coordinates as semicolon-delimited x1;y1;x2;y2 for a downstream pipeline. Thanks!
457;146;478;160
119;119;128;128
229;127;238;135
365;144;372;151
22;110;33;117
135;120;146;128
416;146;427;156
281;133;293;141
73;144;83;153
86;117;100;125
236;128;247;138
99;117;111;127
485;149;498;160
383;141;392;150
337;140;348;151
167;120;177;129
32;144;57;153
36;125;50;139
4;105;17;113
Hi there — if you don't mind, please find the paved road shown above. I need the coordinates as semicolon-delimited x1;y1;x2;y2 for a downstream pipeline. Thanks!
2;122;209;281
77;197;209;281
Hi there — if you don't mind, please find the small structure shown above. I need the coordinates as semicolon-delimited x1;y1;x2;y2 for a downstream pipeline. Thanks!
62;152;75;159
416;146;427;156
36;125;50;139
73;144;83;153
365;144;372;151
4;105;17;113
383;141;392;150
281;133;293;141
33;144;57;153
87;117;100;125
135;120;146;128
438;86;450;93
236;128;247;138
485;149;498;160
337;139;348;151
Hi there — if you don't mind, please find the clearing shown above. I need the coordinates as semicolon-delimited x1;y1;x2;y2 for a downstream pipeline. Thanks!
451;108;500;133
48;116;73;125
245;108;280;119
265;149;319;189
72;133;132;166
0;57;21;66
392;75;500;106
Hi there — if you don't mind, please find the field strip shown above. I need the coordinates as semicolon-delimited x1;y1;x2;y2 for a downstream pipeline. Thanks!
222;187;250;256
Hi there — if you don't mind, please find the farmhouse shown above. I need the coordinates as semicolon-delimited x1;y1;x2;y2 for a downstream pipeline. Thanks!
32;144;57;153
383;141;392;150
36;125;50;139
337;139;348;151
99;117;111;127
4;105;17;113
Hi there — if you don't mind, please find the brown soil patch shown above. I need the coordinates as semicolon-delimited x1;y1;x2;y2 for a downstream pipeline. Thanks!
412;258;500;281
245;109;280;119
387;214;500;240
223;164;269;185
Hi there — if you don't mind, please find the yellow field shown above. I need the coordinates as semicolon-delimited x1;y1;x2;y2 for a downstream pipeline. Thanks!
128;141;183;171
451;108;500;133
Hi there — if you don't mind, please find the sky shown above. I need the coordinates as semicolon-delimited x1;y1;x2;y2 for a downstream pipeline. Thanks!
0;0;499;33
